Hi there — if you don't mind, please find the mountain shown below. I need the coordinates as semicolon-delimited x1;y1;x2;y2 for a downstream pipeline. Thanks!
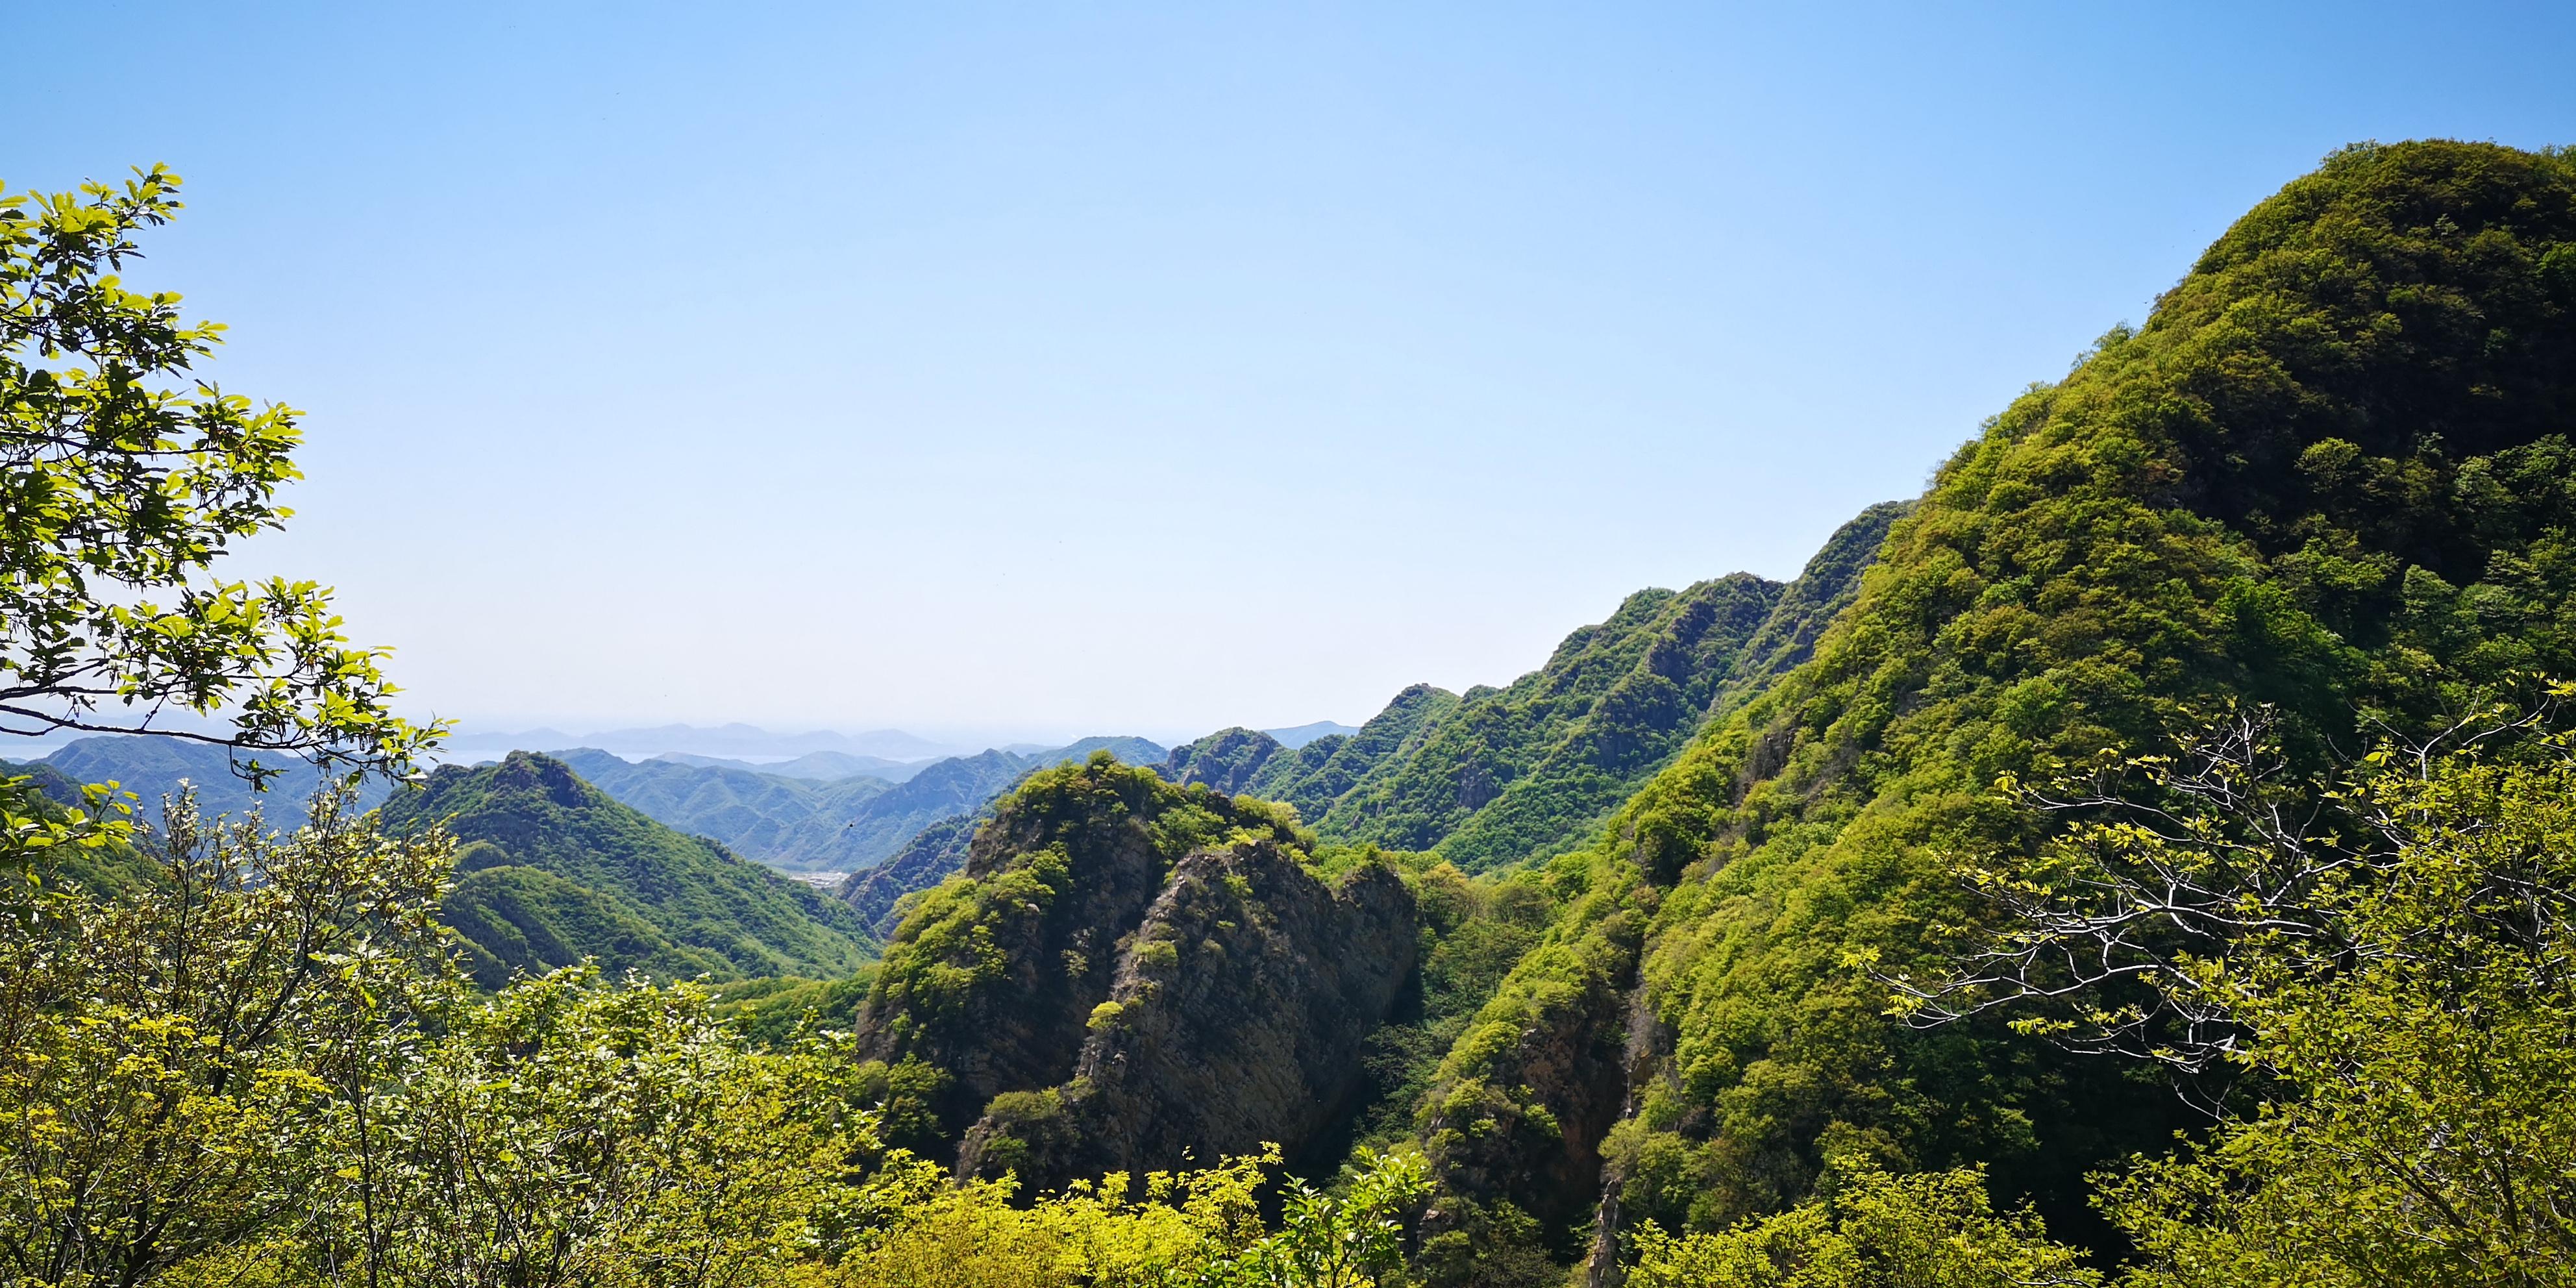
1031;735;1167;767
1403;140;2576;1271
1261;721;1359;749
1155;502;1901;870
549;737;1168;873
657;749;932;782
378;752;878;987
850;756;1418;1190
29;735;399;821
1241;682;1461;819
828;741;1178;935
1158;726;1288;794
443;723;958;760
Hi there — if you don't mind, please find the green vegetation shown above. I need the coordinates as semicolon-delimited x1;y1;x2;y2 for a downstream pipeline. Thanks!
21;734;397;821
380;751;878;985
855;754;1321;1146
1241;682;1462;821
1410;138;2576;1276
1206;502;1901;875
1159;725;1291;793
0;167;430;776
838;808;984;936
1625;1160;2098;1288
14;143;2576;1288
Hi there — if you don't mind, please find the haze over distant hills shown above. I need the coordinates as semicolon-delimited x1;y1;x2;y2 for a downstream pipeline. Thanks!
440;723;961;761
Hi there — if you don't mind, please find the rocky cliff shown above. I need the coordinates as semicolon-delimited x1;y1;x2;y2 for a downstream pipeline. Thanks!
851;754;1420;1181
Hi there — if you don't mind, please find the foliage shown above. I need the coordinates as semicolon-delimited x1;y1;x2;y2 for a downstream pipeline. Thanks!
2088;729;2576;1286
1257;503;1897;876
1411;138;2576;1267
0;167;431;776
0;787;451;1288
1243;684;1458;827
1624;1160;2099;1288
1324;576;1785;869
839;811;984;939
29;735;397;823
307;968;880;1288
378;752;876;985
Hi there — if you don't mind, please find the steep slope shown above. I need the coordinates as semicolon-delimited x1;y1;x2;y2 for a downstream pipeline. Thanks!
1406;141;2576;1272
956;836;1416;1190
1185;503;1899;874
837;811;982;936
851;756;1420;1187
380;752;878;985
1240;683;1461;821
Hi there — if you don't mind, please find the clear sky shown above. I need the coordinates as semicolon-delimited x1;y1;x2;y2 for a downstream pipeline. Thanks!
11;2;2572;745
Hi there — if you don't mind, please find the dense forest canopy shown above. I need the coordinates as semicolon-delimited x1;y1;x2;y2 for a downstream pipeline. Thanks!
5;140;2576;1288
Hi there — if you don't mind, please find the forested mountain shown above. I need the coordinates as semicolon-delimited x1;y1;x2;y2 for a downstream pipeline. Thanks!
378;752;878;986
18;735;399;820
539;736;1166;872
1402;139;2576;1272
828;140;2576;1281
1156;502;1901;870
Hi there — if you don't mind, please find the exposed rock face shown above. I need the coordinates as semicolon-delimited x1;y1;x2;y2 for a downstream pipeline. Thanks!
850;756;1420;1181
850;763;1183;1137
957;841;1418;1189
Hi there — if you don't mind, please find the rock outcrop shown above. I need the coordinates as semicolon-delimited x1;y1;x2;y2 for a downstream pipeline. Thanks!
957;839;1417;1189
851;756;1420;1180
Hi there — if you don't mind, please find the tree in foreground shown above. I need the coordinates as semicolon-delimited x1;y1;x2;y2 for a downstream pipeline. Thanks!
1622;1160;2098;1288
1895;696;2576;1287
0;167;434;782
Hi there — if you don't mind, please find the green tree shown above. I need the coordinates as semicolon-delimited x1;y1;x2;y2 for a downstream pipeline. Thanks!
308;968;882;1288
1622;1160;2098;1288
0;789;452;1288
2091;728;2576;1286
0;166;433;780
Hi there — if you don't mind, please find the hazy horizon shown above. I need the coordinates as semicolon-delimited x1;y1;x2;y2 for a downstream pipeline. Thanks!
11;3;2571;737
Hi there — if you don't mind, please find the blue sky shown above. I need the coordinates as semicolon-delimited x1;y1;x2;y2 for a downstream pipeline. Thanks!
11;2;2572;744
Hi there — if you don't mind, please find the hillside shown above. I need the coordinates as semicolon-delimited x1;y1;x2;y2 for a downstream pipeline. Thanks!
30;735;398;821
378;752;879;986
1159;502;1901;871
1400;140;2576;1274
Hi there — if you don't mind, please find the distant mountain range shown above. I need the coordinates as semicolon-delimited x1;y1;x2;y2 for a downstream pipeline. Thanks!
655;749;931;782
440;723;959;761
9;730;1169;876
8;736;398;822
